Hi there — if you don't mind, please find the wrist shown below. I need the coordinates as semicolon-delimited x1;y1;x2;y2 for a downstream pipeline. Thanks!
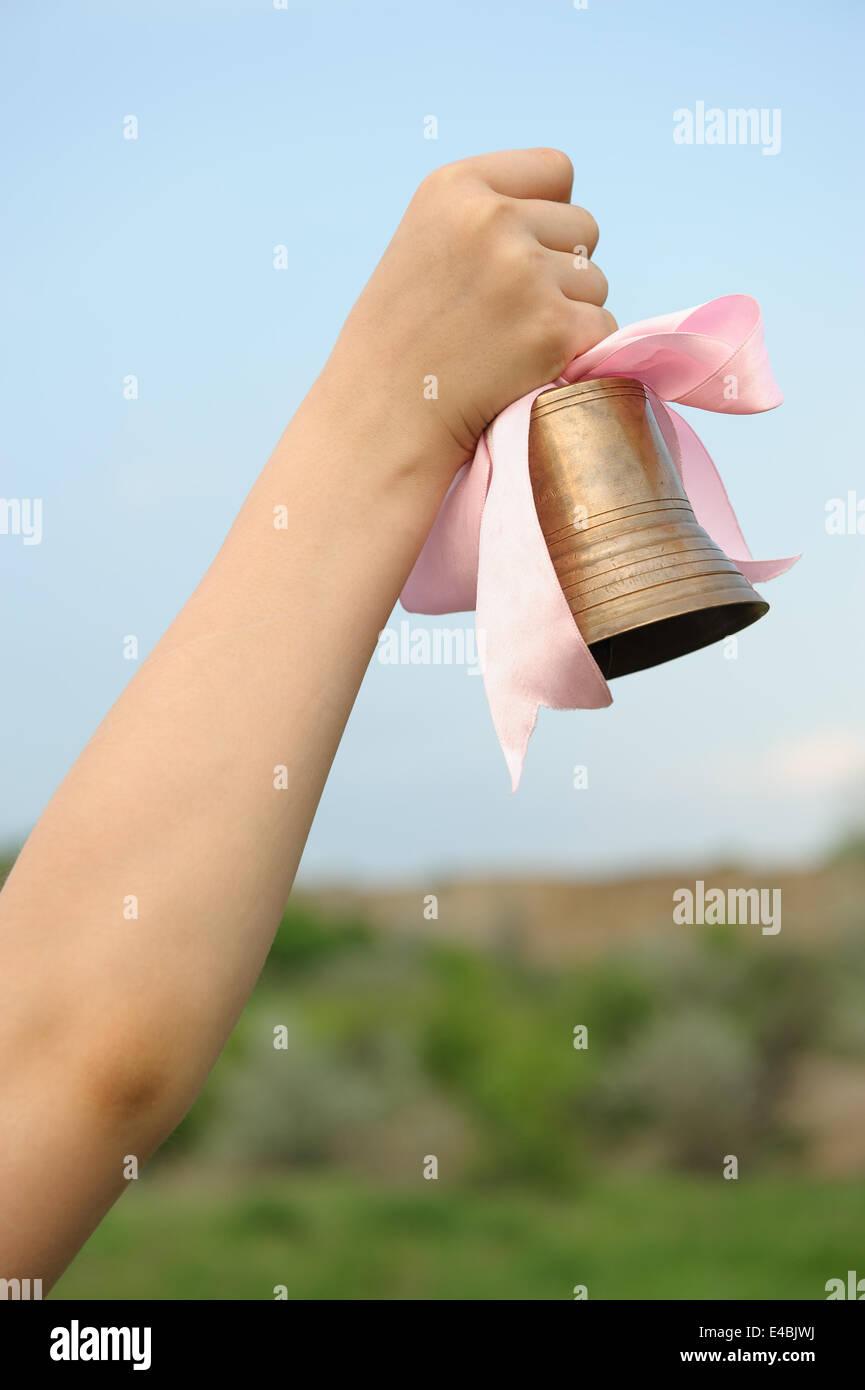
302;356;472;493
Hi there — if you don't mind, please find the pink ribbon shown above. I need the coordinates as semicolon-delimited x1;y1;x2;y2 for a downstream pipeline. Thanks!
400;294;799;790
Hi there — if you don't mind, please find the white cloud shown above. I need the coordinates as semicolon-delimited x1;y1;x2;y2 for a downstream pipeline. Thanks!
761;729;865;794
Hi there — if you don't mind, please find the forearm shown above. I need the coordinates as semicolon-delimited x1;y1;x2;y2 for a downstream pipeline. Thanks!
3;372;449;1042
0;373;451;1279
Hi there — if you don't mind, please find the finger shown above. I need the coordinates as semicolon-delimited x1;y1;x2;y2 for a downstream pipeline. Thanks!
547;248;609;307
562;303;619;359
463;147;573;203
520;199;599;256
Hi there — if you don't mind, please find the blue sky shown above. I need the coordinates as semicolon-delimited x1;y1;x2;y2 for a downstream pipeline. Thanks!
1;0;863;884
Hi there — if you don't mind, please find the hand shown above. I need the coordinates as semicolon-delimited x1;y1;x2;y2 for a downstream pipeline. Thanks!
319;147;617;480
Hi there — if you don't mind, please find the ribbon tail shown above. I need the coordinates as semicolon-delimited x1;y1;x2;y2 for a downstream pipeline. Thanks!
477;391;611;792
662;405;800;581
400;445;492;615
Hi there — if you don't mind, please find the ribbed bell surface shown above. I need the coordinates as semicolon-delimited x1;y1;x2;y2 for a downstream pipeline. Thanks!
528;377;768;680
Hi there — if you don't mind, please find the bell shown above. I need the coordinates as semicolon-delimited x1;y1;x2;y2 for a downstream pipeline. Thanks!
528;376;768;680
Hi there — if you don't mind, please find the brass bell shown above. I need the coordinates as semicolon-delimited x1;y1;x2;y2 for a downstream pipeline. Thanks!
528;376;768;679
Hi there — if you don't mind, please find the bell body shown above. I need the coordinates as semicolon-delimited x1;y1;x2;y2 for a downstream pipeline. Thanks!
528;376;768;679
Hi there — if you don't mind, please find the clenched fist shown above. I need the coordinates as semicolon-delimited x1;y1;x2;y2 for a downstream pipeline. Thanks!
319;147;616;480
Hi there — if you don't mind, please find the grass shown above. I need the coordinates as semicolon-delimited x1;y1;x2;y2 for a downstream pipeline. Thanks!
51;1173;864;1301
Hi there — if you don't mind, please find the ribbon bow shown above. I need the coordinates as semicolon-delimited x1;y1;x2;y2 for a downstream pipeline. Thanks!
400;294;799;790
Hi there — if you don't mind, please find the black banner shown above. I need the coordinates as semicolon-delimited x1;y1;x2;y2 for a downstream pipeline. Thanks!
1;1299;859;1374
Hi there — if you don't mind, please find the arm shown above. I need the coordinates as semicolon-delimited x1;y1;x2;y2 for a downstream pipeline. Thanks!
0;148;614;1288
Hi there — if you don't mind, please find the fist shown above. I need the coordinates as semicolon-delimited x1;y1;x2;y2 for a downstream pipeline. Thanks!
323;148;617;479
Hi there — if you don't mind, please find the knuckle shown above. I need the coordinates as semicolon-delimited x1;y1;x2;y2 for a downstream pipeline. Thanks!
503;229;540;267
536;146;574;187
586;263;609;305
579;304;617;345
576;205;600;249
537;301;576;363
555;302;617;362
436;158;469;189
416;159;464;201
476;191;514;232
459;191;516;246
495;235;545;302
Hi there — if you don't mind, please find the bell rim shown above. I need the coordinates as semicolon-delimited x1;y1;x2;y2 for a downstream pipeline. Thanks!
584;580;769;675
588;594;769;680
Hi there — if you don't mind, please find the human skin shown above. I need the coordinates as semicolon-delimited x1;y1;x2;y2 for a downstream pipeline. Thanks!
0;148;615;1290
